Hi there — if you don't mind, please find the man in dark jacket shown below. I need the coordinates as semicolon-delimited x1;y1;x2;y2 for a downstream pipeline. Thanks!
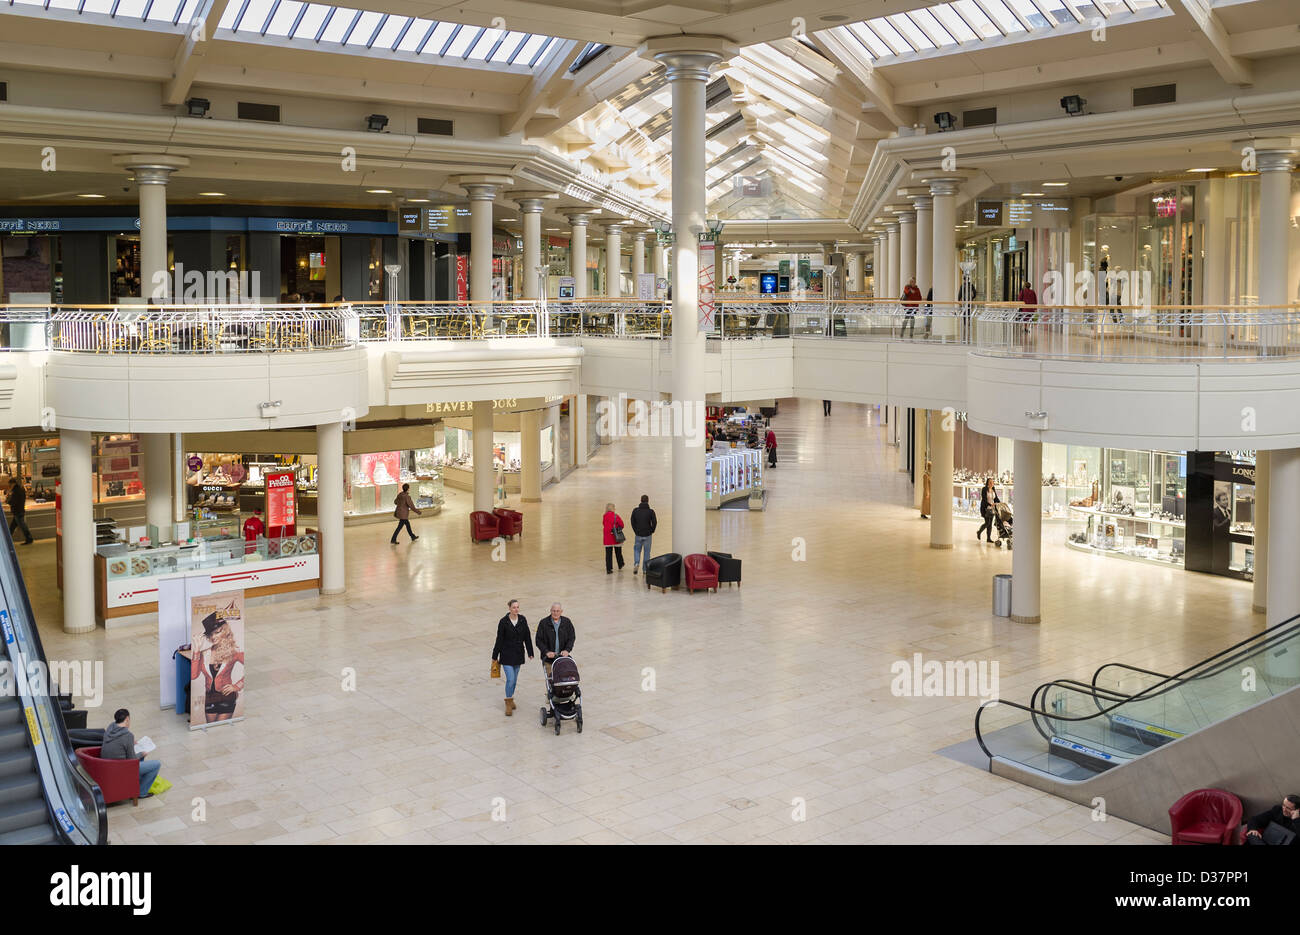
1244;794;1300;844
101;708;162;800
535;603;575;674
6;477;32;545
630;495;657;575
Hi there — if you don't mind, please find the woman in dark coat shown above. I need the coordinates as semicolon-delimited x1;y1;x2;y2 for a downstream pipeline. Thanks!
491;599;534;716
977;478;1000;543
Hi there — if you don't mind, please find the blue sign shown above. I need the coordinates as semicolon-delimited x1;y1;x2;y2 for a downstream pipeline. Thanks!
248;218;395;235
0;216;396;235
759;272;778;295
1;609;12;645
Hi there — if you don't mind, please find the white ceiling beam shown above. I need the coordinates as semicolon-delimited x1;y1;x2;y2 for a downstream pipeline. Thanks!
808;29;916;130
163;0;231;106
1169;0;1253;86
525;49;656;136
499;38;584;136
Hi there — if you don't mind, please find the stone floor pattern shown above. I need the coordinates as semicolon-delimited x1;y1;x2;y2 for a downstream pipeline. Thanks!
21;398;1262;844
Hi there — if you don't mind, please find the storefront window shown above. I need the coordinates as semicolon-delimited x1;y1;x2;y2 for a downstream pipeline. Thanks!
540;425;554;472
368;237;384;300
111;235;142;300
1227;176;1259;305
1;234;55;304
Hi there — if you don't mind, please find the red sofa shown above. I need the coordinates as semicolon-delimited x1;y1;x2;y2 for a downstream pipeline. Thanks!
1169;788;1242;845
470;511;500;542
75;746;141;806
493;508;523;538
683;554;720;593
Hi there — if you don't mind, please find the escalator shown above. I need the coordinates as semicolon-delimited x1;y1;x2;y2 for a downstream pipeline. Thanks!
975;615;1300;830
0;522;107;845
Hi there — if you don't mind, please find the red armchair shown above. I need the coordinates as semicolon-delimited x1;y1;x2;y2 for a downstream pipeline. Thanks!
1169;788;1242;845
470;511;500;542
75;746;142;806
683;553;720;593
493;508;523;539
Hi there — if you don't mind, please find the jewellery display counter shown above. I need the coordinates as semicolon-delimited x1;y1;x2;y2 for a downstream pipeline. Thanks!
952;443;1104;524
441;427;522;494
186;452;318;518
1065;450;1188;568
343;447;444;519
94;529;320;625
706;447;764;511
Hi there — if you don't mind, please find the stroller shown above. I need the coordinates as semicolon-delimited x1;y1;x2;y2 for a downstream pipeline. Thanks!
539;656;583;734
993;501;1013;549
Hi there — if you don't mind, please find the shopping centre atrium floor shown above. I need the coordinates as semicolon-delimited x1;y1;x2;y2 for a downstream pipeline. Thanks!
21;399;1259;844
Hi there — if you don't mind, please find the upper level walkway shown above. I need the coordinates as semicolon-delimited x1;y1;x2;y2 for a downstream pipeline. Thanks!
1;298;1297;449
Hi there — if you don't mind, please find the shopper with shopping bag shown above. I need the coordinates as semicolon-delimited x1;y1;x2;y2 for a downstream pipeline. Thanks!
602;502;626;574
491;599;534;717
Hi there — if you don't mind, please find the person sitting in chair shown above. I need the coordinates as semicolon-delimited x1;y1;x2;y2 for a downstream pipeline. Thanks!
1243;794;1300;845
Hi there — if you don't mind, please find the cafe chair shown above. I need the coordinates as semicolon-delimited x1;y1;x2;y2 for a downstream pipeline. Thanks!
1168;789;1242;845
707;551;742;588
492;508;523;539
75;746;142;806
683;553;720;594
644;553;682;593
469;511;500;543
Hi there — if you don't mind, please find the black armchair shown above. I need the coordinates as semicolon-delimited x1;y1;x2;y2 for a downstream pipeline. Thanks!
707;551;742;588
645;553;682;593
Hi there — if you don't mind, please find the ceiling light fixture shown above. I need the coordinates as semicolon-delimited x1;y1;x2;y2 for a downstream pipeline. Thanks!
367;188;393;194
1060;95;1086;116
1042;182;1068;187
408;198;430;203
1021;192;1044;197
1186;168;1216;173
366;114;389;132
198;191;226;197
76;193;106;199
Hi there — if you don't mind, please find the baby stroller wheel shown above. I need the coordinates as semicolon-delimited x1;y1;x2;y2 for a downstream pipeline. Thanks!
554;719;561;735
539;707;548;726
576;717;583;733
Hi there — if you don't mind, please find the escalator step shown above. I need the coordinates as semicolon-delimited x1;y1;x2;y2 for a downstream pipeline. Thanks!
0;772;41;805
0;724;28;754
0;748;33;780
0;822;58;845
0;797;48;835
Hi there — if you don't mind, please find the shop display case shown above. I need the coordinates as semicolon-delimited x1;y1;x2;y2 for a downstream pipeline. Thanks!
951;443;1101;523
1065;449;1187;568
705;447;764;510
343;448;444;517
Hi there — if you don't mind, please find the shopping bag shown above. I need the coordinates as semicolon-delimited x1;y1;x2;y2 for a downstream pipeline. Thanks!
490;660;501;679
148;776;173;796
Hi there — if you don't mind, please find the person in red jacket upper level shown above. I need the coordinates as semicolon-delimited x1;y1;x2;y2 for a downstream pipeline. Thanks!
602;502;625;574
1017;281;1039;336
900;277;923;338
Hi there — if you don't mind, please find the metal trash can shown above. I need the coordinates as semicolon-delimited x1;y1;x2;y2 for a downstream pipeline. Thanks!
992;574;1012;617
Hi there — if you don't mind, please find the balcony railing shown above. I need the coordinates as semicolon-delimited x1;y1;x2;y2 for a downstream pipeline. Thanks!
0;300;1294;362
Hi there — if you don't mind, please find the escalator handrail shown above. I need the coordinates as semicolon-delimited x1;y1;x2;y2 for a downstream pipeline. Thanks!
0;519;108;845
1090;616;1300;695
976;612;1300;764
1028;679;1135;743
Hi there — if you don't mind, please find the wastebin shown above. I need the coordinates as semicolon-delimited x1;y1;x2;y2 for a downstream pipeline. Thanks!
992;574;1012;617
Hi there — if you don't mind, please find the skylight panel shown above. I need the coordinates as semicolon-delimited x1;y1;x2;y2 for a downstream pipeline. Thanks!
443;24;480;57
372;12;404;48
866;18;912;55
843;22;892;58
888;12;937;49
489;30;527;63
265;0;302;35
932;5;979;42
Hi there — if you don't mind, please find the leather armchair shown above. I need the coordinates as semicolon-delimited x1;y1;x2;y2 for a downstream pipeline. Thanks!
469;511;500;542
644;553;682;592
707;551;741;588
493;508;523;538
75;746;141;806
684;553;720;593
1169;788;1242;845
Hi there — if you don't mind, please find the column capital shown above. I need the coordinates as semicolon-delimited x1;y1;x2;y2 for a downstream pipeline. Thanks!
883;219;900;233
909;194;934;211
603;223;627;237
1256;149;1297;173
513;190;559;213
112;153;190;184
632;229;649;243
452;174;514;201
923;176;966;197
894;208;916;225
565;209;600;227
639;35;736;81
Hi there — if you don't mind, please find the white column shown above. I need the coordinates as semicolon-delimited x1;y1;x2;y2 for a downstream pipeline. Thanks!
654;239;666;285
574;394;588;468
1012;439;1042;623
897;210;916;290
455;175;513;324
520;409;542;503
927;177;962;338
929;409;953;549
1255;451;1269;615
60;430;94;634
143;433;171;536
473;400;495;514
913;408;926;510
113;154;188;302
913;195;933;301
605;225;624;297
1260;146;1297;637
317;421;344;594
886;221;900;299
172;432;186;524
568;214;591;298
846;252;862;293
632;231;647;285
643;36;731;558
514;194;555;300
873;236;885;296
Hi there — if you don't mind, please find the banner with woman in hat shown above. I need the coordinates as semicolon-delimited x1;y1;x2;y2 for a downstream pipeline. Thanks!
189;593;246;730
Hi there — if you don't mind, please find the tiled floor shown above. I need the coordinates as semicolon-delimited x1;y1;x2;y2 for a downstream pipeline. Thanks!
21;399;1263;844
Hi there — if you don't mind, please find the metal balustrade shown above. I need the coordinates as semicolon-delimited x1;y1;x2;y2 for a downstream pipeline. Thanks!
0;300;1294;361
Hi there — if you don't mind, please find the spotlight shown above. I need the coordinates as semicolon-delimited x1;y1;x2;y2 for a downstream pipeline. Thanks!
366;114;389;132
933;112;957;132
185;97;210;118
1060;95;1086;116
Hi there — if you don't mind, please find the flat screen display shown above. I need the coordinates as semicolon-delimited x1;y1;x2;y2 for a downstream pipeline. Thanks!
759;272;778;294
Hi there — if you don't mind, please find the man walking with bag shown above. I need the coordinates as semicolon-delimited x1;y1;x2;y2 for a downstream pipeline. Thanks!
391;483;421;544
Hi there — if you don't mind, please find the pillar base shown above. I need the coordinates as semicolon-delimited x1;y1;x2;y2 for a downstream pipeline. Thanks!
1253;604;1267;615
321;586;345;596
521;497;542;503
930;543;953;550
63;624;97;635
1011;614;1041;624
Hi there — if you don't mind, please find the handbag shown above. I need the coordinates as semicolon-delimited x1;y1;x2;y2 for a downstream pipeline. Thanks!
613;524;626;544
490;659;501;679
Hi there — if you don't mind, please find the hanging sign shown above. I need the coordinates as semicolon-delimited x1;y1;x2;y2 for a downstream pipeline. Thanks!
455;255;469;302
699;241;717;332
264;470;298;538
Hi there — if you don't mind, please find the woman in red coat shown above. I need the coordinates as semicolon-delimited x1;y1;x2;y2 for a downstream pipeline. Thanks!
765;428;777;468
602;502;625;574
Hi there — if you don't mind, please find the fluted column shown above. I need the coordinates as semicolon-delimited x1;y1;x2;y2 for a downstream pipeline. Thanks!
566;213;594;299
912;195;933;301
926;176;963;339
632;230;647;287
604;224;624;297
455;174;513;325
513;192;558;301
885;221;900;299
113;154;189;301
897;209;917;291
